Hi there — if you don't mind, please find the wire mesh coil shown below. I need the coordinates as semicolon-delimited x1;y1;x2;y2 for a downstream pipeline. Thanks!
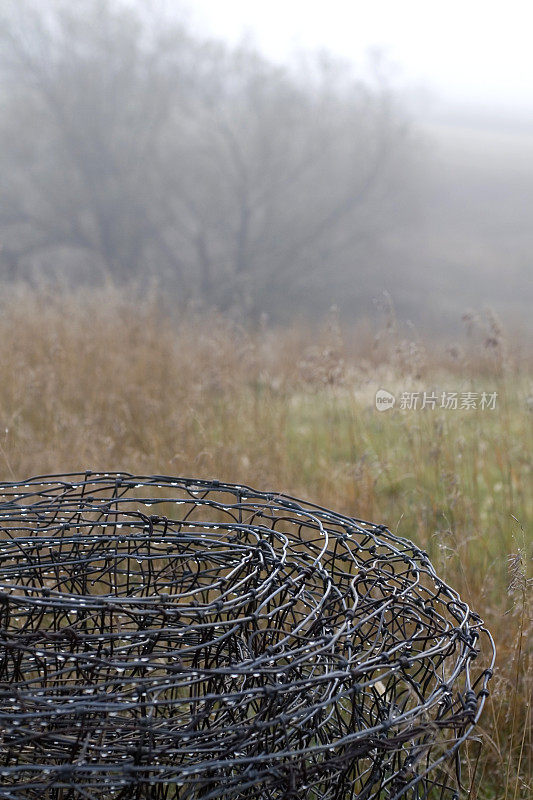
0;473;494;800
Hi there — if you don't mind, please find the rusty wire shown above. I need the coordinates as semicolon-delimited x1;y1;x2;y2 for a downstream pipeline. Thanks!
0;472;494;799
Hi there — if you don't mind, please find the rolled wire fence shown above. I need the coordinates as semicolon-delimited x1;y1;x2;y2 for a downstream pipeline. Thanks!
0;473;494;800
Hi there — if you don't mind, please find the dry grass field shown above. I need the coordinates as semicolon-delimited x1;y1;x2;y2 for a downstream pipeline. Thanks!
0;284;531;798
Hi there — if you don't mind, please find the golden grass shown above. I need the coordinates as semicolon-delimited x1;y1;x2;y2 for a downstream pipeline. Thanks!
0;284;531;798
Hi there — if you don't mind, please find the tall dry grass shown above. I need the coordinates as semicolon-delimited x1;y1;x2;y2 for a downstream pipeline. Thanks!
0;283;531;798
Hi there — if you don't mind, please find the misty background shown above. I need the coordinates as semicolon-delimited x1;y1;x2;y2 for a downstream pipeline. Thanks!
0;0;531;334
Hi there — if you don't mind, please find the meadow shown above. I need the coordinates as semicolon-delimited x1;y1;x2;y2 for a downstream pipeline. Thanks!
0;284;530;798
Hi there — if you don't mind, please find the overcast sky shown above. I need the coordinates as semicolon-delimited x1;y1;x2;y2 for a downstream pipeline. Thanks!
191;1;533;113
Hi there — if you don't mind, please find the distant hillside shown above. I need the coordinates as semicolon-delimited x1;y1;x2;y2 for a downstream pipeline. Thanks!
400;111;533;333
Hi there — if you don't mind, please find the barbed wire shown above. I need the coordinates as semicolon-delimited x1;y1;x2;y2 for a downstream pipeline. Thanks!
0;473;495;799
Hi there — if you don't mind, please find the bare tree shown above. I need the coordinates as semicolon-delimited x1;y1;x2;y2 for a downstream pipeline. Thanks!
0;0;193;284
0;0;417;317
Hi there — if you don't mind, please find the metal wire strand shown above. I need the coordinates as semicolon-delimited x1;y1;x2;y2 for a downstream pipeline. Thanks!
0;473;495;799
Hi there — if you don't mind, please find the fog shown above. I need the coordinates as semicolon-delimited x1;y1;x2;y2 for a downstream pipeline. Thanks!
0;0;531;333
